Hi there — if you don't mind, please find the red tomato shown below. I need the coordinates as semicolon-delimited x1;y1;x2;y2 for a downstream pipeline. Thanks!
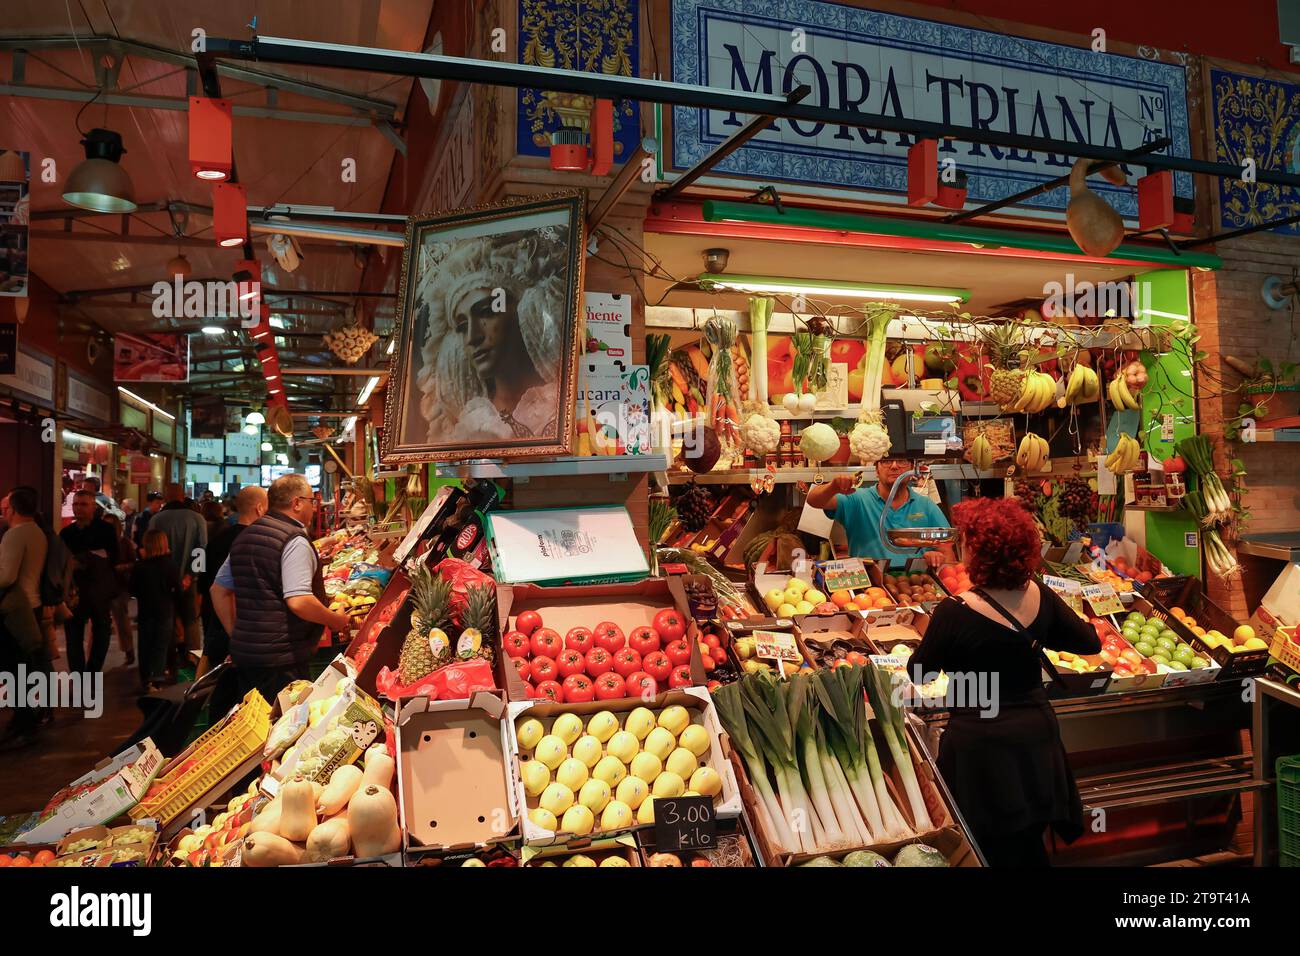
669;664;694;689
643;651;672;682
515;610;543;636
594;672;627;700
706;680;722;692
564;627;595;655
530;655;558;683
562;673;595;703
535;679;563;703
624;671;658;701
593;622;627;653
665;639;693;667
653;608;686;642
556;649;587;678
703;633;721;650
628;625;661;657
584;647;614;677
710;646;727;664
612;647;643;677
511;657;531;682
530;628;562;658
503;631;532;658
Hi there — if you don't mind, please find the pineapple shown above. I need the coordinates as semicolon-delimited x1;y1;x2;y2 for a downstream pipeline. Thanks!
397;564;452;684
456;583;497;662
980;323;1028;409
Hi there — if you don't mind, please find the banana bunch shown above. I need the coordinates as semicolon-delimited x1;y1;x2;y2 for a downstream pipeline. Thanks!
969;432;993;470
1015;432;1050;473
1107;375;1141;411
1011;371;1058;413
1063;363;1101;405
1104;432;1142;473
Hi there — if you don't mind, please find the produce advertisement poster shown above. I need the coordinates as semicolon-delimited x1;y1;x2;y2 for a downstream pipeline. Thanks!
1083;583;1125;616
818;557;873;591
582;292;631;365
1043;574;1085;615
0;147;29;298
752;629;801;662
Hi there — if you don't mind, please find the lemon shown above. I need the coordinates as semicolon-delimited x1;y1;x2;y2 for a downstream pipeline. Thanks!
520;760;550;797
515;718;544;751
665;747;698;779
657;705;691;736
677;724;710;757
586;711;619;743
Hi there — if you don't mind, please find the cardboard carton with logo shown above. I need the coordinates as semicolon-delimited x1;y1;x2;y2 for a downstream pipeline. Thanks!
15;739;163;844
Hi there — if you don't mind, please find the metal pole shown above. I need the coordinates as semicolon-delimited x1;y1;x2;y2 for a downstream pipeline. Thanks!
204;34;1300;192
658;85;811;202
944;138;1172;224
1178;210;1300;249
587;136;659;233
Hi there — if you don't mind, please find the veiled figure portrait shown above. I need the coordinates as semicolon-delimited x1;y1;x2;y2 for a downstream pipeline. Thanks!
383;192;584;462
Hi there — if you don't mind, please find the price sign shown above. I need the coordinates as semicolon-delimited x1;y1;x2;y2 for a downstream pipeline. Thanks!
1082;583;1124;616
653;795;716;852
753;630;801;662
1043;575;1084;615
865;607;901;628
818;558;873;591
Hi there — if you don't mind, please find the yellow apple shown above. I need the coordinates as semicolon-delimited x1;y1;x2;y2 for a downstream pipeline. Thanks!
615;775;649;809
665;747;698;779
677;724;711;758
556;758;589;792
805;589;827;606
624;707;657;741
572;735;603;768
528;807;558;831
516;718;545;751
643;727;677;761
795;601;815;615
657;705;691;735
561;803;594;836
520;760;550;797
578;778;612;813
777;603;797;618
534;735;567;770
600;799;634;831
689;766;723;797
606;730;640;763
593;755;627;787
629;751;662;783
586;711;619;742
637;796;656;824
652;771;686;798
764;588;787;612
539;782;575;816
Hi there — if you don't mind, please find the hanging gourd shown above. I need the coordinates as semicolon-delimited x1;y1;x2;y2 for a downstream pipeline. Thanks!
1066;158;1128;257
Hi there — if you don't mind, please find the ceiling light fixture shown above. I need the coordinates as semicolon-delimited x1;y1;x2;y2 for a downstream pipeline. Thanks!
696;273;971;304
356;375;380;406
386;338;396;356
260;441;273;451
201;325;225;335
213;181;248;248
244;410;266;425
166;254;192;279
62;128;137;213
243;424;259;435
188;96;233;181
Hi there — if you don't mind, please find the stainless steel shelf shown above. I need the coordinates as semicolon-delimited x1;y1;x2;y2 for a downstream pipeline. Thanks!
435;453;669;480
667;463;1004;485
1237;532;1300;562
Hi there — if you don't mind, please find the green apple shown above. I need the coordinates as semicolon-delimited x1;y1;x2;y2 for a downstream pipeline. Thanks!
1166;660;1189;671
1155;636;1176;652
1190;657;1208;669
765;588;787;612
643;727;677;761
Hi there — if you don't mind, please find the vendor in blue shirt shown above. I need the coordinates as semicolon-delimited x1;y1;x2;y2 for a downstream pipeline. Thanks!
806;457;954;569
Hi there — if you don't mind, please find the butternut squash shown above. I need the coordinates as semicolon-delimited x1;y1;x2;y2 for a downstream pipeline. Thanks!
303;816;352;863
1066;158;1128;258
241;831;304;867
348;784;401;858
279;778;317;842
362;746;395;792
248;796;282;836
317;764;364;817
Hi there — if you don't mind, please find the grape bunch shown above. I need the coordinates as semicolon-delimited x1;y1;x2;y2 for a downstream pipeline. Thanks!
1058;476;1095;527
675;482;716;532
1013;478;1043;513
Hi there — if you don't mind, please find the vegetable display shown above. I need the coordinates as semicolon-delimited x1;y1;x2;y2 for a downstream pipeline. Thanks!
848;305;895;466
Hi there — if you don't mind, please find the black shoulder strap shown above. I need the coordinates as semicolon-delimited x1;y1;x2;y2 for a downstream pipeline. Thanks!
971;585;1069;691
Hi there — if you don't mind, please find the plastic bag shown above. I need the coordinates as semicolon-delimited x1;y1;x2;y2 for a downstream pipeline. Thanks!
432;557;495;626
375;658;495;703
264;703;309;760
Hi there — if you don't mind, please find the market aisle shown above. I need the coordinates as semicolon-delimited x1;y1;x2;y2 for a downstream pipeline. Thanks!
0;642;148;818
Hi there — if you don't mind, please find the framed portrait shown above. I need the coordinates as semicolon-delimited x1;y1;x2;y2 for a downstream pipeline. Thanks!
382;190;586;463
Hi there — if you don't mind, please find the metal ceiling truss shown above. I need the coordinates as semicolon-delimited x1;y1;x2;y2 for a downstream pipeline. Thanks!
0;34;404;145
201;33;1300;244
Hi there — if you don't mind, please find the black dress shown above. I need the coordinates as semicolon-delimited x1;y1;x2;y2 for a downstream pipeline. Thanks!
910;583;1100;854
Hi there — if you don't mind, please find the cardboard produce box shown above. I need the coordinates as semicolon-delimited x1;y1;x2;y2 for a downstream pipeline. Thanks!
268;661;385;788
1141;578;1264;679
486;505;649;586
15;739;163;844
506;687;742;846
1105;596;1218;689
782;825;979;868
395;690;518;862
521;834;641;867
636;816;759;867
497;576;707;702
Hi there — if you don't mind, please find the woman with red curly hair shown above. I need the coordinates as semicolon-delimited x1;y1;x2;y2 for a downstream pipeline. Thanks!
911;497;1099;866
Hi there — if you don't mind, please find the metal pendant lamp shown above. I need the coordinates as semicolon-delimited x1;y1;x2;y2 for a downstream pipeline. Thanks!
62;128;138;213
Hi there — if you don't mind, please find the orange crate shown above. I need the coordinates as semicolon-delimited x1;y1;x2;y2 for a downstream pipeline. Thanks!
130;690;271;826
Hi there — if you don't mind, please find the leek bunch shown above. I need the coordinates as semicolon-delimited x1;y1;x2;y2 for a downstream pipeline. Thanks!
713;665;929;856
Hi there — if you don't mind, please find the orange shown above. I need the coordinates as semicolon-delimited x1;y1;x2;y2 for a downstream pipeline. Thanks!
874;596;893;608
32;850;54;866
11;856;30;867
1170;607;1185;619
830;590;851;608
0;855;11;867
1192;626;1207;637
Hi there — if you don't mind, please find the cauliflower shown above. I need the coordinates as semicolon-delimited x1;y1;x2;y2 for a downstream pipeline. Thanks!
849;421;891;465
799;422;841;463
741;412;782;457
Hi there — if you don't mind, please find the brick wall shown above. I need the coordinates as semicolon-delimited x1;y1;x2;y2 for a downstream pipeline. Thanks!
1191;232;1300;619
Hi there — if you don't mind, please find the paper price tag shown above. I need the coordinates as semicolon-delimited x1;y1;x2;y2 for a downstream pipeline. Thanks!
753;629;801;662
819;558;873;591
865;607;902;628
1082;583;1124;616
654;795;716;851
1042;575;1082;595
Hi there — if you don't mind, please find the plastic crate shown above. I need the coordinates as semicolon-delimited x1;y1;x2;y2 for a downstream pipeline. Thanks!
1277;755;1300;866
129;689;271;826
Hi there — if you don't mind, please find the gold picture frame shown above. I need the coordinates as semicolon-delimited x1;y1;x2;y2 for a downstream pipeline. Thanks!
381;190;586;463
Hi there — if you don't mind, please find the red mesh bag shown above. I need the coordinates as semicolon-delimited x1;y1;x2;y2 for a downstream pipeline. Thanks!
431;558;495;627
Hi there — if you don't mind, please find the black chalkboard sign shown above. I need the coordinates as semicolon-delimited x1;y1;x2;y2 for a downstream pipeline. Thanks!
652;796;716;852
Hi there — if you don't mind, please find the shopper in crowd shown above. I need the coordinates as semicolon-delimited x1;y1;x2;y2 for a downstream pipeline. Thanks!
148;483;207;656
121;498;138;543
910;498;1100;867
79;475;124;521
134;490;163;551
210;474;351;703
130;529;183;693
26;494;67;664
196;485;267;681
0;487;49;750
806;457;955;569
102;512;137;668
58;489;119;673
201;499;225;543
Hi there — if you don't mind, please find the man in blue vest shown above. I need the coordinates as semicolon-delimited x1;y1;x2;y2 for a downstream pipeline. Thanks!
209;473;352;703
